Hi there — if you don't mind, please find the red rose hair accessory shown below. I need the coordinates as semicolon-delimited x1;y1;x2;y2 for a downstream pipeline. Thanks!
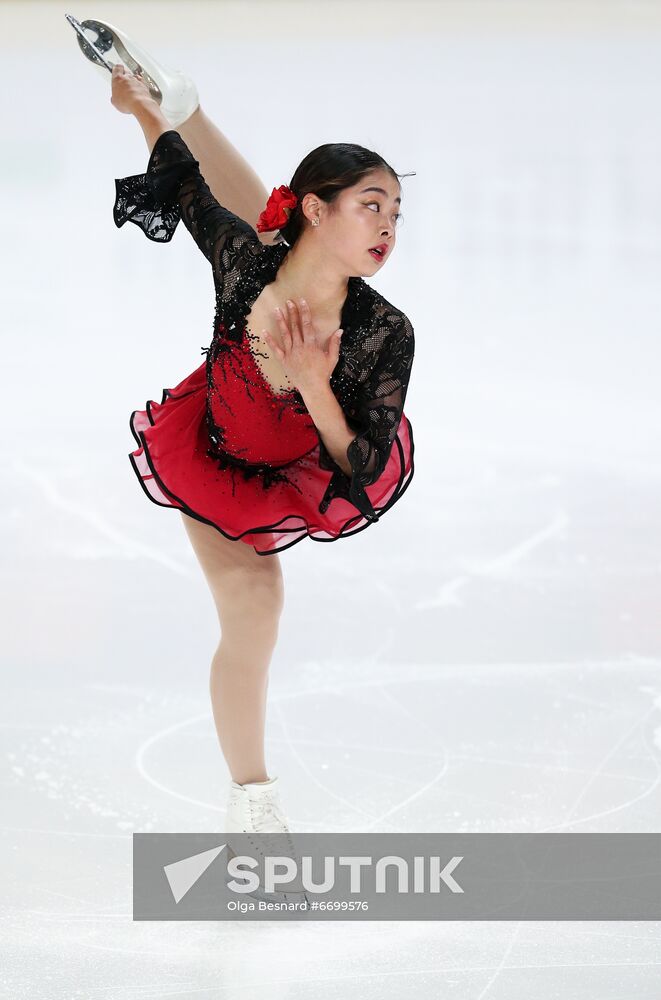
256;184;298;233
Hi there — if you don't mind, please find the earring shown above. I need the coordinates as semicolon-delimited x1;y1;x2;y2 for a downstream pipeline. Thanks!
311;218;319;227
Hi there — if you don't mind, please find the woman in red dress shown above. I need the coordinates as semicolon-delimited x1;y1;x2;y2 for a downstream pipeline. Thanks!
73;20;415;839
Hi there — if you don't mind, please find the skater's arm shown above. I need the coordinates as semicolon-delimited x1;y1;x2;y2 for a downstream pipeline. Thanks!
110;64;274;244
300;385;357;478
316;313;415;488
140;130;260;268
112;72;260;284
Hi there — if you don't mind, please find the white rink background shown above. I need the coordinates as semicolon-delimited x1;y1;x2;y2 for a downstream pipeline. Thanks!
1;1;660;997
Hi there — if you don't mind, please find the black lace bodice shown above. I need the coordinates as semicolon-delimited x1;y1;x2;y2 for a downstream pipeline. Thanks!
113;129;415;523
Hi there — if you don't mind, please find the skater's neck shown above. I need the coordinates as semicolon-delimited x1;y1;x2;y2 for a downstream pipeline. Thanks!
275;240;350;325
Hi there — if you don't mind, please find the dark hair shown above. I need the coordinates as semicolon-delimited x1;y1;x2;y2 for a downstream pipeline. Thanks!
274;142;415;247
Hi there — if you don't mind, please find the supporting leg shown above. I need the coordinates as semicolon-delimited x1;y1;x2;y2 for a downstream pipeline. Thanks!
208;615;278;785
180;512;285;784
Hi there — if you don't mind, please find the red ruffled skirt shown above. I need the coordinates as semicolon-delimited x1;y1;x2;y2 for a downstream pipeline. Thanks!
128;333;414;556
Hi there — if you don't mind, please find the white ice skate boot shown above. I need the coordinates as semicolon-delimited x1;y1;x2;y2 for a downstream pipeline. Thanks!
224;775;310;908
65;14;200;127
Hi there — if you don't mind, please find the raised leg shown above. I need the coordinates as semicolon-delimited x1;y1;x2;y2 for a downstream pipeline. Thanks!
179;511;285;785
177;105;277;243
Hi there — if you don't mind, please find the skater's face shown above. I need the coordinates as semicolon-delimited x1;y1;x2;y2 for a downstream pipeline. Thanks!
317;169;402;275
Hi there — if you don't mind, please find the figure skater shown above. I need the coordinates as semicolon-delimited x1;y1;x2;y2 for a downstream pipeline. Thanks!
68;16;416;841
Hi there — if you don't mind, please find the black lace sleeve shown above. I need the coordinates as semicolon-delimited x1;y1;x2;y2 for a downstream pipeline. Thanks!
319;312;415;520
113;128;259;287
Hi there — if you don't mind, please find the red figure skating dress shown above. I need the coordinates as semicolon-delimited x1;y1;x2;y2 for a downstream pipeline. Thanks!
114;130;415;556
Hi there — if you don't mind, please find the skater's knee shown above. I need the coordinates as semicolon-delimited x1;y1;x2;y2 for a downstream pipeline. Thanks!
180;512;285;628
214;568;285;636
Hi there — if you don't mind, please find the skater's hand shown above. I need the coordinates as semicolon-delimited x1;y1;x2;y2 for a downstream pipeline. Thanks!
263;298;343;394
110;63;156;116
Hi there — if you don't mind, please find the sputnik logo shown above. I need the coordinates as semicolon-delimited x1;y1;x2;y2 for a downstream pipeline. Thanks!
163;843;227;904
